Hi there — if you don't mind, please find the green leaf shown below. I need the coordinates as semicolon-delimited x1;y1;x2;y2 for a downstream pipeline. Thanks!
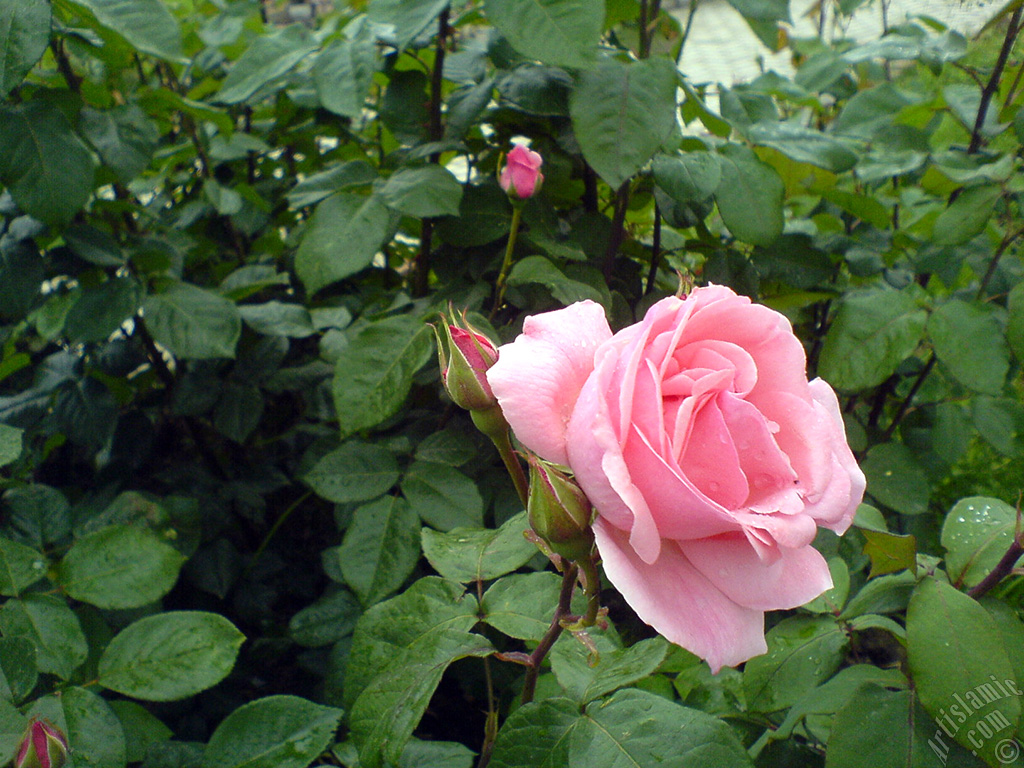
941;497;1020;588
862;442;931;516
64;277;140;344
108;700;172;764
724;0;789;49
571;58;678;190
286;161;377;209
214;24;317;104
713;144;785;246
972;396;1024;457
481;572;563;641
367;0;450;52
379;166;463;218
98;611;245;701
399;740;476;768
508;256;606;306
421;511;536;582
238;301;316;338
339;496;421;606
768;665;908;745
652;152;722;205
0;536;47;596
552;635;669;705
0;0;51;97
313;36;377;118
861;530;917;578
414;427;479;466
143;282;241;360
907;578;1020;766
490;690;753;768
61;686;127;768
344;577;478;710
350;627;493;768
401;461;484;530
56;525;186;609
0;424;22;468
484;0;603;69
295;192;391;294
2;484;71;550
0;101;96;227
288;588;361;647
818;289;927;391
73;0;182;61
840;571;916;619
331;316;434;440
0;594;88;680
203;695;344;768
928;299;1009;396
743;615;848;713
487;698;577;768
932;184;1001;245
304;442;400;504
746;122;858;172
825;684;960;768
437;182;511;246
0;637;37;704
802;556;852;612
79;104;160;184
1008;282;1024;362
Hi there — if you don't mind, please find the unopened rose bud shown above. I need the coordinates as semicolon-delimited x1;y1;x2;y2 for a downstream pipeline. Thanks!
499;144;543;200
433;312;500;412
527;455;594;561
15;719;69;768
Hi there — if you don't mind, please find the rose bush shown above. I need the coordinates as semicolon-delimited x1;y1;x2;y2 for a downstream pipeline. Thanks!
487;286;865;671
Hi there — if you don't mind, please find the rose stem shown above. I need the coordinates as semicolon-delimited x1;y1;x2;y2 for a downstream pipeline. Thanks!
489;205;524;321
520;563;578;705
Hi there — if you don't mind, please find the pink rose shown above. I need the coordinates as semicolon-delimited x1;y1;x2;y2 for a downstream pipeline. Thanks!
486;286;865;671
499;144;543;199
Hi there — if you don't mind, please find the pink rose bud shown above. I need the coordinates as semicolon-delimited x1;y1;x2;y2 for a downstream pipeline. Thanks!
527;455;594;561
499;144;544;200
433;313;499;413
15;719;69;768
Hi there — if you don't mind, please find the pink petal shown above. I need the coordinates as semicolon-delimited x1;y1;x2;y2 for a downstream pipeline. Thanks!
595;518;767;673
803;379;865;533
717;392;802;514
680;533;833;611
677;396;749;508
567;375;662;563
488;301;611;465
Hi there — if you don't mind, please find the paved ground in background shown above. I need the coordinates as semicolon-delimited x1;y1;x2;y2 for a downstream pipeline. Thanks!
675;0;1004;86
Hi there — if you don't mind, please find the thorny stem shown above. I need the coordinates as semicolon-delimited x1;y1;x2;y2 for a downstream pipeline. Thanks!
968;498;1023;598
676;0;699;63
645;204;663;295
968;5;1022;155
489;206;524;321
51;39;81;93
485;420;529;508
412;8;451;298
886;12;1022;435
602;182;631;282
520;563;578;706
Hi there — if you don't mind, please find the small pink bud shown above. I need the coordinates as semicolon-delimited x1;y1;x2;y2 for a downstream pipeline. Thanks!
433;312;500;412
15;719;69;768
499;145;544;200
527;455;594;562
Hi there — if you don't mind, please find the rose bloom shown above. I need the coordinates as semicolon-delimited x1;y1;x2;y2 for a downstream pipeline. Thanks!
499;144;543;199
487;286;864;671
